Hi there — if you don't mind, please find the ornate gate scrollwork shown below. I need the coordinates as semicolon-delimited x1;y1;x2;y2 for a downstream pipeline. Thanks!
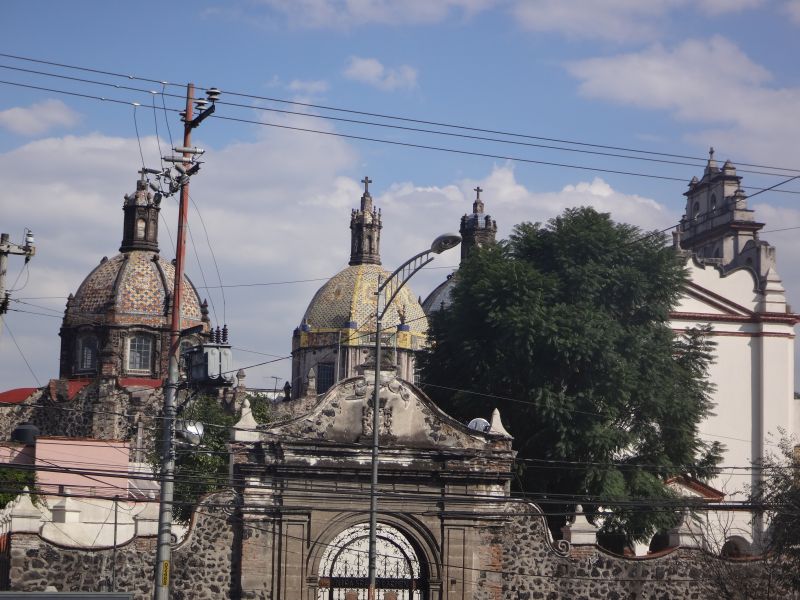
317;523;427;600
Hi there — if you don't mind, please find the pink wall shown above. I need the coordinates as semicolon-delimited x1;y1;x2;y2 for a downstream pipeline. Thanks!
0;444;34;465
35;437;130;498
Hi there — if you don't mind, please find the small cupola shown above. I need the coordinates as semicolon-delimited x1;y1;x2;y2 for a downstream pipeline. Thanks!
120;170;161;253
349;176;382;266
459;186;498;261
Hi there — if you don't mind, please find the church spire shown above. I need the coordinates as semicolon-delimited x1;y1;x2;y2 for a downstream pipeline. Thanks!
120;170;161;253
459;185;497;262
349;176;382;266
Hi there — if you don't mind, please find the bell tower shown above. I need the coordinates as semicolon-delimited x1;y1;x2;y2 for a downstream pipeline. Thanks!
459;186;497;261
120;170;161;253
349;176;382;266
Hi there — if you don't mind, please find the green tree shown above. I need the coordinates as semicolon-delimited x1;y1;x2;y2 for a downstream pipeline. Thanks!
420;207;723;546
169;395;237;523
0;466;36;508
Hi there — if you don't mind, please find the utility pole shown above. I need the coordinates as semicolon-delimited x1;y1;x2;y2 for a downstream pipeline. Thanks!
153;82;218;600
0;230;35;337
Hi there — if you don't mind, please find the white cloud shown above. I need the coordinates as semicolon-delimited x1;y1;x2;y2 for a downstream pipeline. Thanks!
784;0;800;23
247;0;495;28
566;36;800;166
511;0;762;42
288;79;329;94
0;128;676;392
0;99;81;136
343;57;418;91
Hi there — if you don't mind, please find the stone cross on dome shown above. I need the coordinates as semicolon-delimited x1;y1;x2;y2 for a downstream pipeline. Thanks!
473;186;484;214
360;176;373;211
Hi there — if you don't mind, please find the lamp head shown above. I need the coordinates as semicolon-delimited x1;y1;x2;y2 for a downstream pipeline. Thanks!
430;233;461;254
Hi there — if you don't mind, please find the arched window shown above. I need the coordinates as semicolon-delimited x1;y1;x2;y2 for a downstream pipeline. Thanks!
693;201;701;219
317;523;426;600
76;335;98;372
128;334;153;372
710;194;717;211
136;218;146;239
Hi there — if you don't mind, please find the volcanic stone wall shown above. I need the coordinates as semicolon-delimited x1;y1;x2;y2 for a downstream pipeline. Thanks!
475;502;780;600
5;491;239;600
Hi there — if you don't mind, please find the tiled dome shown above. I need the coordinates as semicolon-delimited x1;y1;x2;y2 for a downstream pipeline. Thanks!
302;263;427;335
68;250;203;328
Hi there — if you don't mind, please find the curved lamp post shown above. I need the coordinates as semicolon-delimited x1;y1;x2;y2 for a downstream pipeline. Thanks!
367;233;461;599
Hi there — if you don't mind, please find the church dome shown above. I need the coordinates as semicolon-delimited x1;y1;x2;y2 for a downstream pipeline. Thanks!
291;177;428;398
67;250;203;327
421;273;456;315
303;263;427;335
59;173;208;381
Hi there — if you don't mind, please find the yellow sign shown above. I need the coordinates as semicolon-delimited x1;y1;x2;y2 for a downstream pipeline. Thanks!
161;561;170;586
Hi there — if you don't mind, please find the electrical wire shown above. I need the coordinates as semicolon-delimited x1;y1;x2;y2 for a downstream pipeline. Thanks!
0;316;41;386
1;52;798;176
1;77;799;199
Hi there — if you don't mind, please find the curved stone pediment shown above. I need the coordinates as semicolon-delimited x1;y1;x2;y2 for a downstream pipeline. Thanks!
251;373;512;452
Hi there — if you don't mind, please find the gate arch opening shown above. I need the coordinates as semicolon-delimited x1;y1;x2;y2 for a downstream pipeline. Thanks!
317;522;427;600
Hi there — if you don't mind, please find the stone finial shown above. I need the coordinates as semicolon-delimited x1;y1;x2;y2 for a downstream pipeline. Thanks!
473;186;484;214
306;368;317;396
561;505;599;545
236;369;246;387
10;487;42;533
668;512;703;549
232;397;260;442
489;408;512;438
704;146;719;174
52;491;81;524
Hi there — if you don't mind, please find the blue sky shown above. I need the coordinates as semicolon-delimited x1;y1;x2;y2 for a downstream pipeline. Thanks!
1;0;800;392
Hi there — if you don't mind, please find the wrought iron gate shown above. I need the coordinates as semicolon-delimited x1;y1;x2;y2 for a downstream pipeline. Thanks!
317;523;427;600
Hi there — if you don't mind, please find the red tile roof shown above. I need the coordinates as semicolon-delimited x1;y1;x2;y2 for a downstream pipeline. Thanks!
118;378;163;389
0;388;37;404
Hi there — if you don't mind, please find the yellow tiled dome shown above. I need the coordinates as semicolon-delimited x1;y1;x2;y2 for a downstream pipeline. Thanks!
302;263;427;336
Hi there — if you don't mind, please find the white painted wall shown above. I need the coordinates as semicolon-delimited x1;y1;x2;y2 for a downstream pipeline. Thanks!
669;259;796;550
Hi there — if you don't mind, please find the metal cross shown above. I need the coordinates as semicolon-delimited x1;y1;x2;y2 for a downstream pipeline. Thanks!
474;186;483;200
362;176;373;194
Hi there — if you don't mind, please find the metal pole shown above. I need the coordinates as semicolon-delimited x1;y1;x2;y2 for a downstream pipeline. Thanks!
112;495;119;591
153;83;194;600
367;276;382;600
0;233;8;339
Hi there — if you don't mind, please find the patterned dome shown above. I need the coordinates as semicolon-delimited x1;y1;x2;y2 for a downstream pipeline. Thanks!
67;250;203;328
303;264;427;336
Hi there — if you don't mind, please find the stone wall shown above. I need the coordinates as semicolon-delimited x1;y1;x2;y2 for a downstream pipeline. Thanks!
475;502;782;600
0;381;164;456
5;491;239;600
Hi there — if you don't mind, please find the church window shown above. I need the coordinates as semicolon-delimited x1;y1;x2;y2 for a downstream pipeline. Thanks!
316;362;335;394
693;202;700;219
136;218;146;239
76;335;98;372
710;194;717;211
128;334;153;372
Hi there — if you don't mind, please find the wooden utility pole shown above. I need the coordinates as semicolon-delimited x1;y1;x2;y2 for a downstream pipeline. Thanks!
0;230;35;337
153;82;217;600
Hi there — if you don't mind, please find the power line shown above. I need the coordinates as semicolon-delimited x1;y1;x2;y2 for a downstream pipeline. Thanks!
0;315;41;386
2;77;800;199
1;51;798;176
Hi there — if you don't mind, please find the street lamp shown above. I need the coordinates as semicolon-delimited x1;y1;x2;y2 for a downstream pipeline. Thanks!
367;233;461;600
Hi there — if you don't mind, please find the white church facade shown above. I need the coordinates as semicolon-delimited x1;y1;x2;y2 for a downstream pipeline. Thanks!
669;151;798;553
